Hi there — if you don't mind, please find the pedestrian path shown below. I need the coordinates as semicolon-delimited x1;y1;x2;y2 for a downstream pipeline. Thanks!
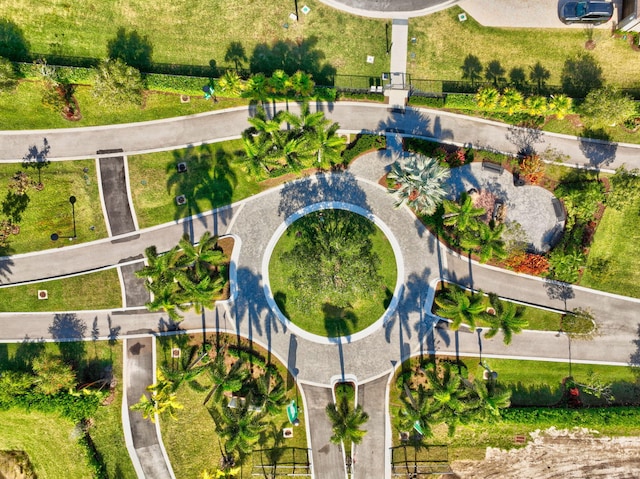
123;336;175;479
97;152;138;237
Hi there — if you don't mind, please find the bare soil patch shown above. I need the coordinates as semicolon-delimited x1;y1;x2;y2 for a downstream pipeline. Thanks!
451;427;640;479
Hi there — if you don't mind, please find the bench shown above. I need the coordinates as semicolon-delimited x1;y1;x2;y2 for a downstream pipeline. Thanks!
482;160;504;174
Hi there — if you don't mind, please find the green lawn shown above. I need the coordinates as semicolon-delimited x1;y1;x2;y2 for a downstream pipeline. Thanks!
128;141;263;228
0;409;95;478
0;341;136;478
409;6;640;88
0;159;107;254
0;268;121;311
0;82;248;130
3;0;386;77
389;356;640;461
158;335;308;479
269;216;397;337
580;195;640;297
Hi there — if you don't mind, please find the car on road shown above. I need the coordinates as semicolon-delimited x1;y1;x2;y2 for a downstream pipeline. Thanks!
558;0;614;24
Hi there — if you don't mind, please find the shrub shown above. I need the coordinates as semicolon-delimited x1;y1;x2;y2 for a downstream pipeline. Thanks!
336;90;385;102
341;134;386;164
519;154;545;184
505;252;549;275
144;73;209;95
444;93;476;109
502;406;640;429
408;94;446;108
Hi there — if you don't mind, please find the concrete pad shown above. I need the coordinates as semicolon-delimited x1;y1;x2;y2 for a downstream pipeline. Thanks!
99;155;136;237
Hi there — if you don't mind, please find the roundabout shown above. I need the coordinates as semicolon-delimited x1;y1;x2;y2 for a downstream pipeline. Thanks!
262;201;404;344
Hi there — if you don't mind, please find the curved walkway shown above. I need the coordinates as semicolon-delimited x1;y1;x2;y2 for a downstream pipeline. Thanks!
317;0;459;18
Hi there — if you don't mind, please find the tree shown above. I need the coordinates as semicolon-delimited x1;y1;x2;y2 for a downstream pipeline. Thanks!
242;73;270;107
484;293;528;345
130;370;183;423
424;362;474;436
475;87;500;110
467;222;507;264
549;94;573;120
32;355;76;395
525;96;548;117
210;397;266;458
0;57;18;93
250;369;287;415
224;41;247;72
499;88;523;115
435;288;486;330
581;86;637;128
398;383;433;438
310;121;345;168
325;396;369;446
178;231;226;281
216;70;243;97
442;193;485;236
203;351;249;406
281;209;381;310
529;61;550;93
484;60;505;87
267;69;290;99
460;54;483;87
469;377;511;422
93;58;143;107
289;70;315;98
561;53;603;98
388;154;450;216
607;166;640;211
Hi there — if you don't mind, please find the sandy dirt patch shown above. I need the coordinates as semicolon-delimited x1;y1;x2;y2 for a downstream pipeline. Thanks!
451;427;640;479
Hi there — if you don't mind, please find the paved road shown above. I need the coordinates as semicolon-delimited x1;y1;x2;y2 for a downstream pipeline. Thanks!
300;383;346;479
3;103;639;172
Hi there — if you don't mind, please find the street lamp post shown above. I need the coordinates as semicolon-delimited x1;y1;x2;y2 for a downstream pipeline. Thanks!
50;195;77;241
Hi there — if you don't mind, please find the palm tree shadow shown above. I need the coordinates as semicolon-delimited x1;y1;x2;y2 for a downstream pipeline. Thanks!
167;144;237;237
323;303;357;382
579;129;618;169
0;255;14;282
629;324;640;379
233;266;273;347
48;313;87;367
276;171;370;219
376;109;453;143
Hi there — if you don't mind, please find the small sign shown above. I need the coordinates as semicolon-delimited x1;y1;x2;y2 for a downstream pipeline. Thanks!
38;290;48;300
366;55;375;64
458;13;467;22
301;5;310;14
289;12;298;21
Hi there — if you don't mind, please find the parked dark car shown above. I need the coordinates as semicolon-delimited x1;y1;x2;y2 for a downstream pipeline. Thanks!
559;0;614;24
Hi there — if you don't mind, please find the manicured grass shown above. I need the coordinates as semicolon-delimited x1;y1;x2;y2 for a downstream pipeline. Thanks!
3;0;385;77
409;6;640;88
0;341;136;478
128;141;263;228
433;283;564;331
0;268;122;311
0;409;95;478
580;195;640;297
158;335;308;479
388;356;640;461
0;159;107;254
269;215;397;337
0;82;247;130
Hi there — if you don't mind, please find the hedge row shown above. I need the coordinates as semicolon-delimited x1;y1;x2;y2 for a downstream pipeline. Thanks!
341;134;386;164
502;406;640;429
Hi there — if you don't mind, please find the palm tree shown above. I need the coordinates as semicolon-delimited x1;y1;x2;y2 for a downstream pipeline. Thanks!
475;87;500;110
136;245;183;286
144;281;188;322
387;154;450;216
529;61;550;94
203;351;249;406
310;121;345;168
289;70;315;98
281;101;325;135
549;94;572;120
469;222;507;264
442;193;485;236
250;369;287;415
216;70;243;97
130;369;184;423
398;383;434;438
525;95;548;117
210;397;266;459
484;60;505;87
425;362;474;436
499;88;523;115
435;287;486;330
243;73;270;108
460;54;483;87
242;130;280;175
325;396;369;446
181;272;225;314
178;231;226;280
469;377;511;423
484;293;528;345
268;69;290;112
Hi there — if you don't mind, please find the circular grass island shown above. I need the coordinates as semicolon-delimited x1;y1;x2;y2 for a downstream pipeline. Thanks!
268;208;398;338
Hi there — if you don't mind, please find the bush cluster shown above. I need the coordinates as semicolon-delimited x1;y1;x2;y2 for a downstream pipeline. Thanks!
341;134;386;164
